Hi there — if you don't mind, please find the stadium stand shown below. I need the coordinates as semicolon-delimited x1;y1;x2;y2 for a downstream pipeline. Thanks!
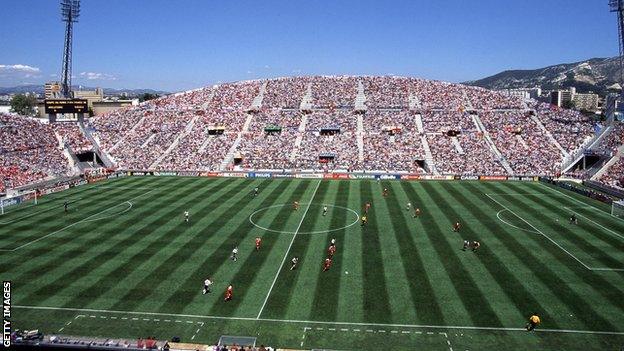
1;77;600;190
0;113;71;191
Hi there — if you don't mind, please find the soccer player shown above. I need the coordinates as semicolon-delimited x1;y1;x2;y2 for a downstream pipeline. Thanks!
328;244;336;258
525;313;541;331
472;241;481;252
184;211;189;223
383;188;389;197
231;246;238;261
462;240;469;251
323;205;328;216
364;202;371;214
293;201;300;211
361;214;368;226
330;238;336;247
224;284;233;301
64;201;69;213
202;277;213;294
569;213;578;225
413;208;421;218
290;256;299;270
255;237;262;251
406;202;411;211
323;257;332;272
254;187;259;197
452;221;461;232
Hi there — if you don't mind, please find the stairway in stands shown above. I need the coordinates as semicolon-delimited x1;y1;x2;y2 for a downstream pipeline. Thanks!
219;114;255;170
109;114;147;153
451;137;465;155
357;114;364;162
251;81;267;110
472;114;515;175
529;114;568;158
409;94;421;111
290;114;309;161
149;114;201;169
355;80;367;111
300;83;313;110
592;144;624;180
421;135;438;175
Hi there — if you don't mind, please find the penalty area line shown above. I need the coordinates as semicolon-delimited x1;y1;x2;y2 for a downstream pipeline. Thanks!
255;179;322;319
485;194;593;271
12;305;624;336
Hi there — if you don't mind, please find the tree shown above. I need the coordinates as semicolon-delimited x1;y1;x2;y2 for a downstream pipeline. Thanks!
139;93;160;102
10;94;38;116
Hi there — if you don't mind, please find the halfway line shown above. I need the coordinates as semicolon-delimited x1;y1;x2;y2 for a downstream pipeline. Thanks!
255;179;322;319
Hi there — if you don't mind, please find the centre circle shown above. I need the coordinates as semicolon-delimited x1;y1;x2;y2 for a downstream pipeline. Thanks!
248;203;360;235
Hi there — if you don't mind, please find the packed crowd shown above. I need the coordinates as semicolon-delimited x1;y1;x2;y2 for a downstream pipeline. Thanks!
362;111;423;171
480;111;563;175
52;122;93;153
362;76;409;109
597;121;624;189
263;77;308;109
311;76;358;108
71;77;594;176
157;110;246;171
0;113;70;191
532;102;594;152
465;86;525;110
428;132;507;175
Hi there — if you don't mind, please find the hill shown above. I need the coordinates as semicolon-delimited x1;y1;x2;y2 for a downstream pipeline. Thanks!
466;57;622;95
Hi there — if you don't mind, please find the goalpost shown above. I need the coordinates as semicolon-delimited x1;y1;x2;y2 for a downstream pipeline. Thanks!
0;190;37;215
612;200;624;218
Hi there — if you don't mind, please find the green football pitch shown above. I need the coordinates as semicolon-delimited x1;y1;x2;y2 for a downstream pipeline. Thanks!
1;176;623;350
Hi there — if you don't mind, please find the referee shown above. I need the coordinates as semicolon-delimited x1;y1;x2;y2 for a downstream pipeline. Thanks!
525;313;541;331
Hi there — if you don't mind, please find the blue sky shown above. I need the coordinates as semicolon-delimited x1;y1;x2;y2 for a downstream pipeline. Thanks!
0;0;619;92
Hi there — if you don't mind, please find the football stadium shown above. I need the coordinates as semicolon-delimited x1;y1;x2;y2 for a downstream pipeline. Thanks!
1;1;624;351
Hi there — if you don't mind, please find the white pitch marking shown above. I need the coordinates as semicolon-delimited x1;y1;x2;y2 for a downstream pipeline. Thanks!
485;193;593;270
13;305;624;336
495;209;540;234
538;183;623;221
565;208;624;241
256;179;322;319
7;189;154;251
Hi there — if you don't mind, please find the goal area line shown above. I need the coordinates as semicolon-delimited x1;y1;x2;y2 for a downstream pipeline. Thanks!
13;305;624;336
485;194;624;272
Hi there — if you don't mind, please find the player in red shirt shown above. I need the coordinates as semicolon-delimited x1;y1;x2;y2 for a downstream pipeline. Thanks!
364;202;371;214
453;221;461;232
255;237;262;251
413;208;421;218
224;284;233;301
328;245;336;258
323;258;332;272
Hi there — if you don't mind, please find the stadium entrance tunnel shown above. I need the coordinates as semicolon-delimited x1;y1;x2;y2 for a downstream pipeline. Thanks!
248;203;360;235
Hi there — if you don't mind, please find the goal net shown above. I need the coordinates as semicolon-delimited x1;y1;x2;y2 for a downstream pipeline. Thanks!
612;200;624;218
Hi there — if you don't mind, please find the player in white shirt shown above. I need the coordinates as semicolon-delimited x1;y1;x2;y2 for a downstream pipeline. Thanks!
184;211;189;223
231;246;238;261
323;206;328;216
254;187;259;197
290;256;299;270
406;202;411;211
203;278;213;294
